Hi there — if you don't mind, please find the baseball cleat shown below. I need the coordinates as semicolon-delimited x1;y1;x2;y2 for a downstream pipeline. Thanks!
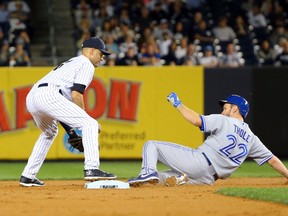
84;169;117;181
19;175;45;187
128;171;159;186
165;173;189;186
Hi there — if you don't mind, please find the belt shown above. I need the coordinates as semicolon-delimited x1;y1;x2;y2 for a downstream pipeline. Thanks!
202;152;218;181
38;83;63;95
38;83;48;87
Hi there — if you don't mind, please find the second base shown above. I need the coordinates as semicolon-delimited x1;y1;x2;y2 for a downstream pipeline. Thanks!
84;180;130;189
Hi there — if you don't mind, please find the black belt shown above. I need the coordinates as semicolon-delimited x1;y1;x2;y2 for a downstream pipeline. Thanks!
38;83;48;87
202;152;218;181
38;83;63;95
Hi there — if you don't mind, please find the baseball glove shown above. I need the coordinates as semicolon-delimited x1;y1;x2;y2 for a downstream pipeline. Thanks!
68;136;84;152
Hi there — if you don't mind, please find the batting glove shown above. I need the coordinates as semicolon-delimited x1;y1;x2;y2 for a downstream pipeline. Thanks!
167;92;182;108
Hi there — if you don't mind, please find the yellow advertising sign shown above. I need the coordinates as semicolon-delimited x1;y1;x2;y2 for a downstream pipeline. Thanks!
0;66;204;160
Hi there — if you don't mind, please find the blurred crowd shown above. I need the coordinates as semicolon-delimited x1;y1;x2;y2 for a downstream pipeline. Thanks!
0;0;31;67
70;0;288;67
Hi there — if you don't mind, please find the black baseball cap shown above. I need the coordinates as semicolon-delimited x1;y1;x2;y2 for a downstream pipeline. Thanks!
82;37;111;55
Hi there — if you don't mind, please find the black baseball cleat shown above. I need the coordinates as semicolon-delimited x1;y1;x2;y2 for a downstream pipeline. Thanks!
19;175;45;187
84;169;117;181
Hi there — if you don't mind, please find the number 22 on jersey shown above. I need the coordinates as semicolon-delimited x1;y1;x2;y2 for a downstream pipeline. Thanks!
219;134;248;165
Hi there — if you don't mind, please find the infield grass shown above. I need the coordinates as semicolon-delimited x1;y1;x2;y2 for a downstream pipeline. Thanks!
216;188;288;205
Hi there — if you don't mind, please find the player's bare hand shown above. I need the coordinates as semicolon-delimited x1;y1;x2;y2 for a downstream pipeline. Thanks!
167;92;182;108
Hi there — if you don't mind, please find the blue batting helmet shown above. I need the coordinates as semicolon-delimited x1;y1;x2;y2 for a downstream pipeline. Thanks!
219;94;250;118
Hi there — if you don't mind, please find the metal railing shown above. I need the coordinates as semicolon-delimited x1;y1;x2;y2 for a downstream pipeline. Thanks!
47;0;57;66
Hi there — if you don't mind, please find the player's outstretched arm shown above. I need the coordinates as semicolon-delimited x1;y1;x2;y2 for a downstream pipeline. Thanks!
167;92;202;127
268;155;288;180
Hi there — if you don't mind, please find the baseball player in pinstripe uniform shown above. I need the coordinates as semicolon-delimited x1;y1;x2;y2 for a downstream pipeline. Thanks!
19;37;116;187
128;93;288;186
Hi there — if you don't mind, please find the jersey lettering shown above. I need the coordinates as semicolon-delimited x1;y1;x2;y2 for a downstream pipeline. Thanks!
233;124;251;143
220;134;248;165
53;59;73;71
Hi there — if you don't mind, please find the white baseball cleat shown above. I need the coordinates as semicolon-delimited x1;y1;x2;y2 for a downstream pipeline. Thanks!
165;173;189;186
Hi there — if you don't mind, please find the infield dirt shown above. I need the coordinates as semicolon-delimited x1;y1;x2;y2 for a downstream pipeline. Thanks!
1;177;287;216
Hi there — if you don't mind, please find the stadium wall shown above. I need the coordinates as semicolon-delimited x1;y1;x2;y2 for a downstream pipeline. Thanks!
0;66;204;160
0;66;287;160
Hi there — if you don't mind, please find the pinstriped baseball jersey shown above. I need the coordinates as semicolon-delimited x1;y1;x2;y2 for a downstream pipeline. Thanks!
197;114;273;178
36;55;95;100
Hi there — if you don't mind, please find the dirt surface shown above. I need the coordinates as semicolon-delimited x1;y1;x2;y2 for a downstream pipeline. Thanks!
1;178;288;216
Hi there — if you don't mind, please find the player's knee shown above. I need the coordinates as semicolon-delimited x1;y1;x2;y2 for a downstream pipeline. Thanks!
143;140;156;149
83;118;99;132
44;128;58;140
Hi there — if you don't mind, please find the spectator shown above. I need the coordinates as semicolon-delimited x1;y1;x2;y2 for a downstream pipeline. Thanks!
212;16;236;43
255;39;275;65
194;20;214;48
162;39;178;65
7;0;30;14
115;21;131;44
187;10;204;42
247;4;267;29
167;0;188;24
174;36;188;65
184;43;199;66
134;6;153;34
92;4;111;30
269;24;288;47
119;30;138;56
0;2;10;39
198;45;218;68
137;26;153;49
152;18;172;41
219;43;244;67
247;4;269;43
138;42;162;66
116;46;139;66
118;8;131;27
95;19;117;42
9;0;31;35
0;40;10;66
234;14;250;38
73;0;93;29
73;16;93;50
149;1;168;24
158;31;172;61
0;26;6;47
75;29;91;56
173;21;186;42
15;30;31;57
104;33;120;60
274;37;287;57
185;0;204;12
9;40;30;66
274;40;288;66
105;57;116;66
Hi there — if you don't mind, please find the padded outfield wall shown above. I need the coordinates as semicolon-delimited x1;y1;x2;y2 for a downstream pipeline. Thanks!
204;66;288;158
0;66;204;160
0;66;287;160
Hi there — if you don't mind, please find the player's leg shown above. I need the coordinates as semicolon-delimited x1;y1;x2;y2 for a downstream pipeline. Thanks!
128;140;214;185
20;114;58;187
39;90;116;180
20;88;58;186
128;140;174;185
